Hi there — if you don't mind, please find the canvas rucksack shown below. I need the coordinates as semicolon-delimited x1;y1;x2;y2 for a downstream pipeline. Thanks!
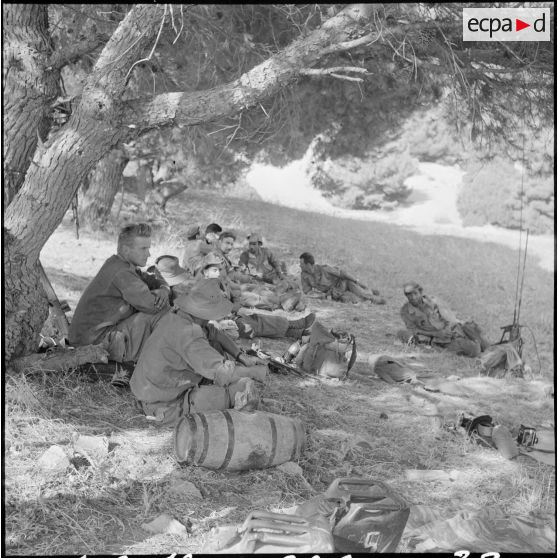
296;321;357;379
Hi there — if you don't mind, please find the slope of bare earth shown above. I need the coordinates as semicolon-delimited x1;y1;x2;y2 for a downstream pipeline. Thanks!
5;190;554;555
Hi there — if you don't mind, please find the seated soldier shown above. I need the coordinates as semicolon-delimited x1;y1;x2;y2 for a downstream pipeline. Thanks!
182;222;222;276
215;233;305;310
396;281;490;358
69;223;171;363
213;231;252;284
199;253;315;339
299;252;386;305
238;233;285;284
130;280;268;425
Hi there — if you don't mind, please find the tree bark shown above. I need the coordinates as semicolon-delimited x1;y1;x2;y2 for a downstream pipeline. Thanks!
4;3;375;362
80;148;129;228
2;4;60;206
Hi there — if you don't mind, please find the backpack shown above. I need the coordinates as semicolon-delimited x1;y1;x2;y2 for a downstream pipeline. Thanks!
297;321;357;379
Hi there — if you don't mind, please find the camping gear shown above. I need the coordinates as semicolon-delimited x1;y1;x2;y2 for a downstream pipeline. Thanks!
299;321;357;379
517;426;555;466
174;409;305;471
201;510;334;554
491;425;520;459
402;504;556;553
295;477;410;553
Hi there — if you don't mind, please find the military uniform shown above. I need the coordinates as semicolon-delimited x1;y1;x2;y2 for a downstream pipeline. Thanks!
69;254;168;361
183;239;215;276
300;264;375;303
238;247;283;283
130;309;256;425
398;295;483;357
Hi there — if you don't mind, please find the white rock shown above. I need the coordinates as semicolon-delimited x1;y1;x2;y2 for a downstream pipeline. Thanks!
73;435;109;465
167;478;203;499
277;461;303;476
37;445;70;474
141;513;188;535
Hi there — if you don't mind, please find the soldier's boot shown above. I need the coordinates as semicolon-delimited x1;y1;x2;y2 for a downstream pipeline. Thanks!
368;295;386;305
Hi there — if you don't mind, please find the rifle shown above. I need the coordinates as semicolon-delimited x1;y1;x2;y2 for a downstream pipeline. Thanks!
39;262;70;346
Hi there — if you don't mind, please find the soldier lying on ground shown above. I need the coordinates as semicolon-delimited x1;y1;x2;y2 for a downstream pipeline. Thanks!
299;252;386;305
238;232;286;284
396;281;490;358
206;241;305;311
69;223;171;362
199;254;315;340
130;280;267;425
182;222;222;276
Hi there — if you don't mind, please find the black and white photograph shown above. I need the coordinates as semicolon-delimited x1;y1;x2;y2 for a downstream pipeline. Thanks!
3;3;555;555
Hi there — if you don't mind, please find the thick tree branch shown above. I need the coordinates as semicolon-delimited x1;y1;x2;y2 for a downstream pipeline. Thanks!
320;31;380;55
121;4;377;131
300;66;368;82
48;32;109;70
5;3;376;263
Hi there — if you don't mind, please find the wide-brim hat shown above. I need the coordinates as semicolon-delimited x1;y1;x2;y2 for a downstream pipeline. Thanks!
186;224;201;240
155;255;190;286
247;232;263;245
174;278;233;320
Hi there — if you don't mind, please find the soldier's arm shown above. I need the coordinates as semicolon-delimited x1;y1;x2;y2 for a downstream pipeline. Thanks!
300;272;313;294
113;268;169;314
137;267;170;291
206;323;242;361
267;250;283;275
182;326;236;386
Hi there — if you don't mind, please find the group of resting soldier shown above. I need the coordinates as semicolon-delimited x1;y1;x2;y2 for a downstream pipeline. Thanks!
68;222;491;426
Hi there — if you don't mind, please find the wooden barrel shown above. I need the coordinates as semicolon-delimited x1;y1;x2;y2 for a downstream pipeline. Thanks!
174;410;306;471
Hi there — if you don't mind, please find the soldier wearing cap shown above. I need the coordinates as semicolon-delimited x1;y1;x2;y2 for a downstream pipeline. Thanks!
299;252;385;305
238;232;285;284
69;223;171;362
182;223;223;275
130;280;268;425
397;281;489;357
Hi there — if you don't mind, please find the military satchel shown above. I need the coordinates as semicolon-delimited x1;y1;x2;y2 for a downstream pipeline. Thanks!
298;321;357;380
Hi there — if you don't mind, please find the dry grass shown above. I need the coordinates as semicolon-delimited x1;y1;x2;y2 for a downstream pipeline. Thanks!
8;189;555;554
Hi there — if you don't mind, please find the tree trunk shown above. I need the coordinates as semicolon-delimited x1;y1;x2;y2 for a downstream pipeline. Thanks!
2;4;60;206
4;230;49;360
80;148;129;228
4;4;375;362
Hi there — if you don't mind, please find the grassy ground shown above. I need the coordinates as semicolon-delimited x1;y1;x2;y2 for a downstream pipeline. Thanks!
5;190;555;554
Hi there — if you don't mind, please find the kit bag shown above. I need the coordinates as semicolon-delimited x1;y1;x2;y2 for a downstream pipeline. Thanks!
299;321;357;379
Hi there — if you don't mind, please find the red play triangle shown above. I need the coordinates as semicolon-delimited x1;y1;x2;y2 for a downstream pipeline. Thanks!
516;18;530;31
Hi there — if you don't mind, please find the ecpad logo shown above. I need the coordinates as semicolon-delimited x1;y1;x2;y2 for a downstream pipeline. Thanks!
463;8;550;41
